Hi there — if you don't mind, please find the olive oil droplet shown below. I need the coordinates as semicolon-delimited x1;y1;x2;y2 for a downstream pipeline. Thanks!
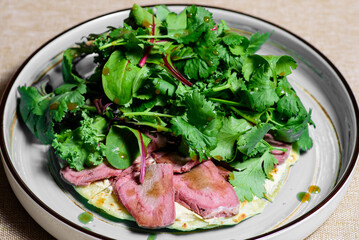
308;185;321;194
102;67;110;76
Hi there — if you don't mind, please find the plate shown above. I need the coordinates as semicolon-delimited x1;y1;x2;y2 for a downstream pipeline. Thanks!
1;5;358;240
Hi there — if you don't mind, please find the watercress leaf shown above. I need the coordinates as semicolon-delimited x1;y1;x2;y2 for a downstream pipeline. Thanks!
105;125;151;169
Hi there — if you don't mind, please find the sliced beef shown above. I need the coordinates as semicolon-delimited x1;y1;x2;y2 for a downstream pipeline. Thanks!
173;160;239;219
61;163;123;187
146;132;171;153
212;160;236;180
113;164;175;228
264;134;292;165
152;151;200;173
131;155;155;172
216;165;231;180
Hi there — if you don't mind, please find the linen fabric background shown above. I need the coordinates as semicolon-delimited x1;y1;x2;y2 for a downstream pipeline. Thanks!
1;0;358;239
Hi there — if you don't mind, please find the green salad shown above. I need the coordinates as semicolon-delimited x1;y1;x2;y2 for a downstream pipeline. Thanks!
18;4;313;203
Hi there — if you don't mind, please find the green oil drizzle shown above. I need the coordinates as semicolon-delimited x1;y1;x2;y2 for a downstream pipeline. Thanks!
297;185;321;203
78;212;93;224
297;192;311;203
147;233;157;240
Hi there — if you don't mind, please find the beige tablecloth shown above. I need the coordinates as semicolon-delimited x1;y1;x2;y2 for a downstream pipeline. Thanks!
1;0;358;239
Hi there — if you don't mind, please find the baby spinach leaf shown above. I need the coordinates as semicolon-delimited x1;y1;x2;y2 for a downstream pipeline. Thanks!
102;50;139;105
105;125;151;169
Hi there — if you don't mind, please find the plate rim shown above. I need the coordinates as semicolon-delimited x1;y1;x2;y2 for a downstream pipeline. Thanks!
1;3;358;239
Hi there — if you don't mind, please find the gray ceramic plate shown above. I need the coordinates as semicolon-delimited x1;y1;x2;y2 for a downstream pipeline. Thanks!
1;5;358;240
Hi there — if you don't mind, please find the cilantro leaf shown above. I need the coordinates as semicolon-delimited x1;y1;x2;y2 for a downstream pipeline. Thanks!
247;32;271;54
50;83;86;122
18;86;54;144
184;90;216;126
237;123;273;156
171;116;221;160
210;117;252;161
229;150;277;202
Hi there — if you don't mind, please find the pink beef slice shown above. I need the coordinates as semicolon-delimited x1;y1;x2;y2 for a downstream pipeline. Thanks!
152;151;200;173
61;163;123;187
264;134;292;165
173;160;240;219
113;164;175;228
145;132;170;153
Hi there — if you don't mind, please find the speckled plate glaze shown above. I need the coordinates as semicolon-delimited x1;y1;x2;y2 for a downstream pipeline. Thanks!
1;5;358;240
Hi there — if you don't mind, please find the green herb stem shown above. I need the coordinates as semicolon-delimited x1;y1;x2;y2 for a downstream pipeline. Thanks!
211;84;230;92
132;121;171;132
123;111;175;118
99;39;126;50
209;98;241;106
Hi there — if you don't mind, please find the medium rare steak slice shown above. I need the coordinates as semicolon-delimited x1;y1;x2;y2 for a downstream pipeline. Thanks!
61;163;123;187
173;160;240;219
264;134;292;164
113;164;175;228
152;151;200;173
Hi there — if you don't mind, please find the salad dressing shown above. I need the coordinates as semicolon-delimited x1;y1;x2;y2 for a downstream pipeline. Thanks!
308;185;321;194
297;192;311;203
102;67;110;76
